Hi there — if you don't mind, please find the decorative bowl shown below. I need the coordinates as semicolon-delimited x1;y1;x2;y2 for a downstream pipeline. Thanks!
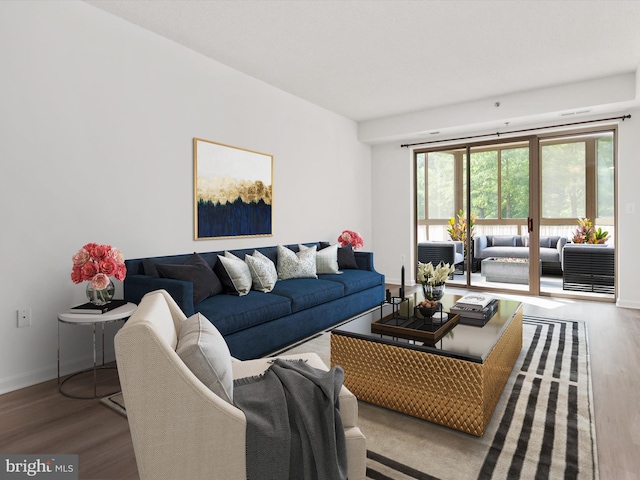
419;304;440;318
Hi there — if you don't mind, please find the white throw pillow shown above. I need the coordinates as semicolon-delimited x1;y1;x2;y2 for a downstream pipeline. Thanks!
300;243;340;274
217;252;252;296
176;313;233;404
277;244;318;280
245;250;278;292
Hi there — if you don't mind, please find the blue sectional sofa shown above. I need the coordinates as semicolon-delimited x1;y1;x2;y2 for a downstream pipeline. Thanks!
124;243;385;360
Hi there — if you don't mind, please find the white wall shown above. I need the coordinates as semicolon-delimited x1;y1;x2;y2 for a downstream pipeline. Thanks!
0;1;372;393
371;110;640;308
615;111;640;308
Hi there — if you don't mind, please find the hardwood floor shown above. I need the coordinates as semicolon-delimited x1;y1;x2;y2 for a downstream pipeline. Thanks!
0;370;138;479
1;288;638;480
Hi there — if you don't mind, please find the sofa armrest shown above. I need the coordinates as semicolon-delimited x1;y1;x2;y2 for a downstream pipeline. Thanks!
557;237;568;255
124;275;195;316
474;236;489;258
453;241;464;255
354;251;375;271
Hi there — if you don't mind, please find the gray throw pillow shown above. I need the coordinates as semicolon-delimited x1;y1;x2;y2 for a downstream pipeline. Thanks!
491;236;517;247
300;243;340;274
176;313;233;404
245;250;278;292
216;252;253;296
277;244;318;280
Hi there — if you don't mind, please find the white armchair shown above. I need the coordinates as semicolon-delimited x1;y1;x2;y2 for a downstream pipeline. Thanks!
115;289;366;480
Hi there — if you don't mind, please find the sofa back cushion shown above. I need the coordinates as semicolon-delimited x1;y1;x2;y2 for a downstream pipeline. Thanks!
176;312;234;404
491;236;517;247
538;237;552;248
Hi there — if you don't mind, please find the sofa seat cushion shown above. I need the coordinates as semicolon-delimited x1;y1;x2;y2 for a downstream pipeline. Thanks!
320;270;383;295
540;247;561;263
270;278;344;313
196;291;293;336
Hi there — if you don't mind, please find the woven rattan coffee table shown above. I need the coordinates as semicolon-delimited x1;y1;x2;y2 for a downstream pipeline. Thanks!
331;295;522;436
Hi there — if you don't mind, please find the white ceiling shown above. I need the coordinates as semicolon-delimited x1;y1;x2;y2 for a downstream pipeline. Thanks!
84;0;640;123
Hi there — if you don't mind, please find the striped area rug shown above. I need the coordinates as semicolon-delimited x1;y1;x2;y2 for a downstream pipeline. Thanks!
360;316;598;480
102;315;597;479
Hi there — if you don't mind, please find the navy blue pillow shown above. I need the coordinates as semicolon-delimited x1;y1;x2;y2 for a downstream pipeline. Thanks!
156;253;222;304
337;245;359;269
142;259;160;277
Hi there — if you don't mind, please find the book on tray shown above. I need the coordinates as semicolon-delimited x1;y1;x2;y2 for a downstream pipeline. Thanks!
453;293;495;310
70;299;127;314
450;298;498;320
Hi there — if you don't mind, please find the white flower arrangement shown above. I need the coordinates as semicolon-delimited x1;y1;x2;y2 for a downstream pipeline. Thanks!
417;261;456;286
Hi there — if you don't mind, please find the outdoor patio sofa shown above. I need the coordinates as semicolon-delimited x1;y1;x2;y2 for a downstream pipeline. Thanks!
474;235;568;275
417;241;464;269
562;244;615;293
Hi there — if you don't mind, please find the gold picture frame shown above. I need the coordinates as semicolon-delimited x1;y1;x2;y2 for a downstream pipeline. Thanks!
193;138;273;240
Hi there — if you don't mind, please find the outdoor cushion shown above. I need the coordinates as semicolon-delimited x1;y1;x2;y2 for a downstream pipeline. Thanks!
539;237;552;248
491;236;517;247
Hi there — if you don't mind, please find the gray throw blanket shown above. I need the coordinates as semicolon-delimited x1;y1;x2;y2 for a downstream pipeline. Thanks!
233;359;348;480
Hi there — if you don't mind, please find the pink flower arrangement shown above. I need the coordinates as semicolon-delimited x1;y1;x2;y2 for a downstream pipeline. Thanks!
337;230;364;250
71;243;126;289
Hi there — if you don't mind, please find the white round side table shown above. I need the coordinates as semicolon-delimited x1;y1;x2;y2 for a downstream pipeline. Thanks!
57;302;136;399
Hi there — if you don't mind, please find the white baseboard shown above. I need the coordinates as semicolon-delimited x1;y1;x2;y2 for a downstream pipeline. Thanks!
386;278;416;288
616;298;640;309
0;349;116;395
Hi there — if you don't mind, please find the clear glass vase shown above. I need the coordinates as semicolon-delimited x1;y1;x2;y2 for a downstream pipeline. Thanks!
86;279;115;306
422;283;445;302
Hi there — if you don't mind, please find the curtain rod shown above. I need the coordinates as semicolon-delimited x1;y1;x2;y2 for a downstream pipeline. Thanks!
400;114;631;148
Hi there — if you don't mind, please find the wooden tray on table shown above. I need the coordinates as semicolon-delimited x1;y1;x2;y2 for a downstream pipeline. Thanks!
371;311;459;344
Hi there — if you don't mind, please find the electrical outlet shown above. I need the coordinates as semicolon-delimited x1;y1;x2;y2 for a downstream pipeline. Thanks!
17;308;31;327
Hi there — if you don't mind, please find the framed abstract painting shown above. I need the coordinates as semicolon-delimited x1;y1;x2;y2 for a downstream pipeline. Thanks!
194;138;273;240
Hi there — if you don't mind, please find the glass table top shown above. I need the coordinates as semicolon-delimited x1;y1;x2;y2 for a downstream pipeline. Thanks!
331;293;522;363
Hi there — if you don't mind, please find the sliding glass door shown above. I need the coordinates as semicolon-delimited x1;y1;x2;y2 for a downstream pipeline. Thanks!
468;141;532;291
539;131;615;297
414;128;616;299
